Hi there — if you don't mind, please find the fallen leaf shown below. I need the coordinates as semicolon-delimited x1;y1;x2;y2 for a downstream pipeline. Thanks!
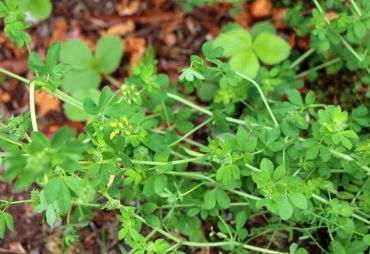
103;20;135;36
35;90;61;117
160;32;177;47
9;242;26;254
250;0;272;18
233;5;251;28
273;8;287;29
326;11;339;21
297;35;310;50
50;18;68;43
124;37;146;71
116;0;140;16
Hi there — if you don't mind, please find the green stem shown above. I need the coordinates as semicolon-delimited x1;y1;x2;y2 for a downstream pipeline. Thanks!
312;0;370;74
290;48;315;69
134;214;282;254
0;67;83;110
169;117;213;147
104;74;121;87
349;0;362;16
0;199;32;205
29;81;38;132
167;93;212;116
235;71;279;127
0;135;22;147
0;67;29;83
131;157;204;166
165;170;215;182
298;58;341;78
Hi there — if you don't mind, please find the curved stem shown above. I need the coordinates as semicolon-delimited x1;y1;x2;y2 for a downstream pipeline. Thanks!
235;71;279;127
29;81;38;132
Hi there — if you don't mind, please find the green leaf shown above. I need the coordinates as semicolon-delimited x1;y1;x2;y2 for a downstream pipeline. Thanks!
260;158;274;173
62;69;101;92
94;36;124;74
46;205;56;226
354;22;366;39
204;189;216;210
29;52;46;74
278;196;293;220
286;90;303;107
250;21;276;38
153;174;167;195
64;89;100;121
61;39;94;70
363;234;370;245
22;0;52;20
214;28;252;57
179;68;204;82
216;189;230;208
216;164;240;189
288;192;308;209
44;177;62;204
57;182;72;214
229;49;260;78
2;212;13;232
202;41;223;59
0;216;4;239
46;41;61;68
253;32;290;65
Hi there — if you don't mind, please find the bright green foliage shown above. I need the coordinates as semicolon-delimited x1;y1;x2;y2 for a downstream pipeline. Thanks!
60;36;124;92
0;2;370;253
0;211;13;238
0;0;31;48
29;41;71;90
214;24;291;78
20;0;52;20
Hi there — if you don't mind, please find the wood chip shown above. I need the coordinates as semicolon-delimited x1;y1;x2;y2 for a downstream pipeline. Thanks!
250;0;272;18
103;20;135;36
272;8;287;29
116;0;140;16
35;90;61;117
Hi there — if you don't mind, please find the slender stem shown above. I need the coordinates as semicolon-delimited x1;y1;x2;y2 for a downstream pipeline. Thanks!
131;157;204;166
0;135;22;147
0;67;29;83
0;199;32;205
0;67;83;110
165;170;215;182
312;0;370;75
134;214;282;254
235;71;279;127
53;89;83;110
312;193;370;225
169;117;213;147
290;48;315;69
298;58;341;78
349;0;362;16
104;74;121;87
29;81;38;132
167;93;213;116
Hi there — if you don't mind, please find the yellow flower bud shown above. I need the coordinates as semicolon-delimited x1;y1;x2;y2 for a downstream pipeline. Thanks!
110;122;118;128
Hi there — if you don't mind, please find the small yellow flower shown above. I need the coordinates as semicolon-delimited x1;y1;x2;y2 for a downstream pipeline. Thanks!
110;122;118;128
118;122;124;128
121;117;128;123
124;130;132;136
110;129;120;139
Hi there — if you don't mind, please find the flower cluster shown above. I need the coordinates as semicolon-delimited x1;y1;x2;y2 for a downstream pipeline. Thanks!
121;83;140;105
109;117;134;139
